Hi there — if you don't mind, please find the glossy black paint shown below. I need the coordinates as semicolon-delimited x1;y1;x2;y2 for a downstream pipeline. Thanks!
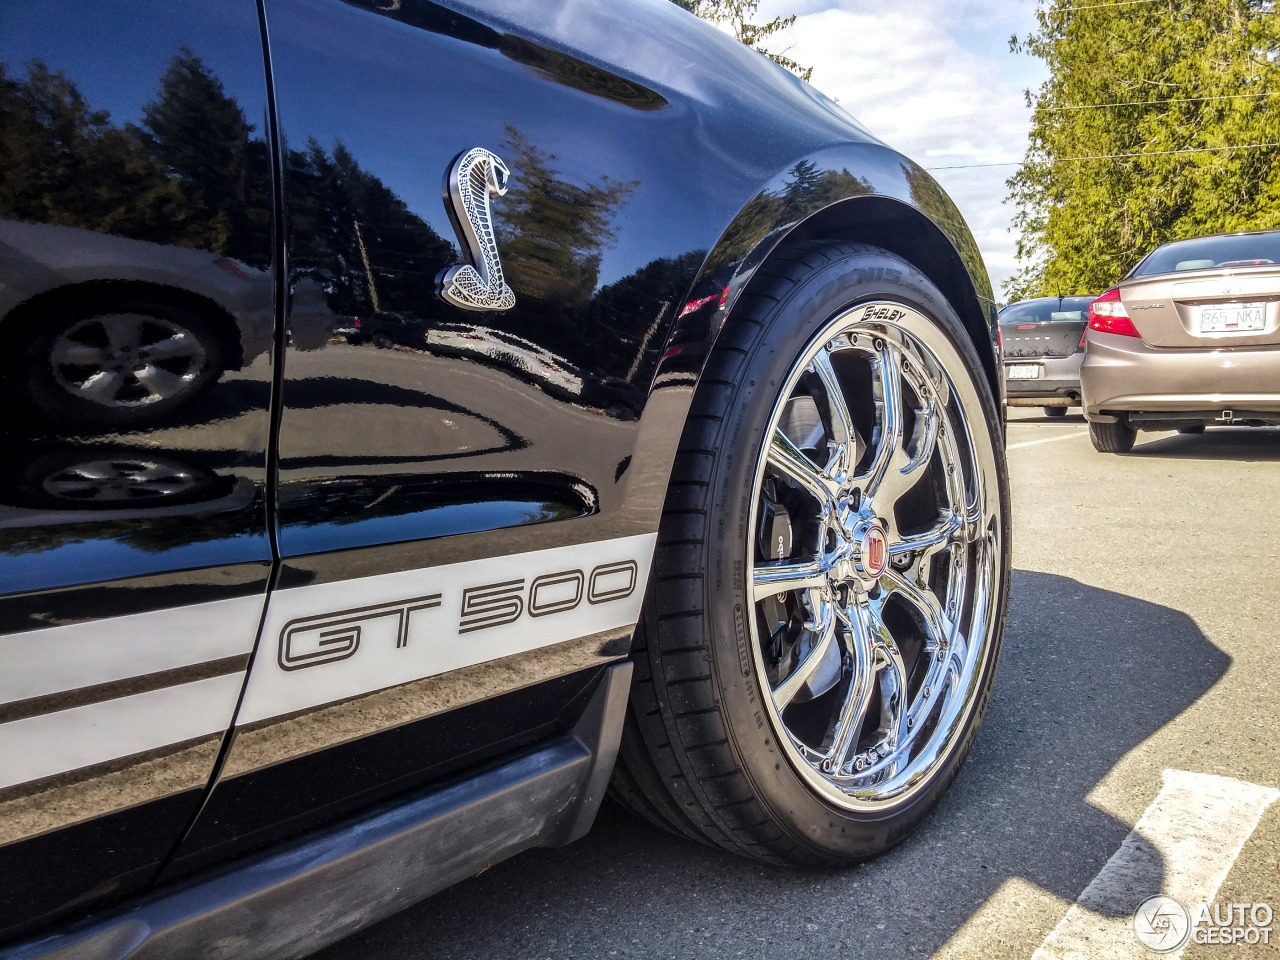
0;792;202;943
0;0;275;937
162;666;605;881
0;0;1000;946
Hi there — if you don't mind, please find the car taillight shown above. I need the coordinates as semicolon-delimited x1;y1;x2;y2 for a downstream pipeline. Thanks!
1088;288;1140;338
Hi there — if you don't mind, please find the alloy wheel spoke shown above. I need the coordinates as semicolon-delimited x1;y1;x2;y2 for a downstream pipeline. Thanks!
76;370;124;403
132;463;192;484
879;567;952;652
752;559;828;601
822;605;875;773
810;349;857;478
767;427;834;506
889;511;962;558
51;340;107;367
865;601;909;755
101;314;145;353
772;614;838;712
143;333;201;363
856;340;903;499
133;364;187;400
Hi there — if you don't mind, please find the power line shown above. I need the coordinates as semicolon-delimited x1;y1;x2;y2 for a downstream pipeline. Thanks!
926;141;1280;170
1062;0;1275;8
1044;90;1279;111
1064;0;1167;8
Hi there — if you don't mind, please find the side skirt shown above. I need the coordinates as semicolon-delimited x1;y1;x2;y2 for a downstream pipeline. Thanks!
7;662;632;960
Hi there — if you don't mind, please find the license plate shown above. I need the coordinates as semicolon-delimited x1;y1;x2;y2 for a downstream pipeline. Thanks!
1199;302;1265;333
1006;364;1040;380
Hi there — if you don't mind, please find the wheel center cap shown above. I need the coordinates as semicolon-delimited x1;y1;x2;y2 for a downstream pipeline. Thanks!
856;521;889;580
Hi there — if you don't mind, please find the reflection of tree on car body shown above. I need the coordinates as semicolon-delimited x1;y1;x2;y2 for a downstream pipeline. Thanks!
0;50;275;428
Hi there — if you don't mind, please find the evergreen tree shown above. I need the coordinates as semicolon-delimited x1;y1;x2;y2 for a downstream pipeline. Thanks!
1007;0;1280;299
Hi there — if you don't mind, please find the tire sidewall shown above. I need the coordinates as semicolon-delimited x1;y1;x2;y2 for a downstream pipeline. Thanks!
700;247;1011;859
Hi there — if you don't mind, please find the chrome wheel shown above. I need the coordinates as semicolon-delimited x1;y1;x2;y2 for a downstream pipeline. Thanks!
748;301;1002;811
50;313;208;409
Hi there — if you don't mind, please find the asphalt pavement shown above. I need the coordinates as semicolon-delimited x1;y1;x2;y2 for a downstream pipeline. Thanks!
316;408;1280;960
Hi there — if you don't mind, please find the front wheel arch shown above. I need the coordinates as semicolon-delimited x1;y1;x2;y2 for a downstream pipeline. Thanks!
720;196;1001;412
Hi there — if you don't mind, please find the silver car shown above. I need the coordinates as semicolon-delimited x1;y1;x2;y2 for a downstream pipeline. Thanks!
1081;229;1280;452
999;295;1095;417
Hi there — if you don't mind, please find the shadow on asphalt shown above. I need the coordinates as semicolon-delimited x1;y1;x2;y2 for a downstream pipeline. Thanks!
314;570;1229;960
1130;426;1280;462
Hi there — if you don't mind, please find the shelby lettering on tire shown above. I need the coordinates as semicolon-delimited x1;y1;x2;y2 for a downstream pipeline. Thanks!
237;535;655;725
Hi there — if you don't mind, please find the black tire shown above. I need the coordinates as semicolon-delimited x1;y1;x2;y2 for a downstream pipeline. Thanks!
611;243;1010;866
1043;405;1068;418
12;290;229;430
1088;419;1136;453
1178;423;1206;435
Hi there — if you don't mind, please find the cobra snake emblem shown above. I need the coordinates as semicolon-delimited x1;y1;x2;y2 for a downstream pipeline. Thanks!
438;147;517;312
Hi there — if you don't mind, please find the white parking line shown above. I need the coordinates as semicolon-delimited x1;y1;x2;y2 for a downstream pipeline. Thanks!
1007;430;1087;451
1032;770;1280;959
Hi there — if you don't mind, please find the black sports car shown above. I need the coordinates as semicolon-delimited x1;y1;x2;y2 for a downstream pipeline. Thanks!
0;2;1010;957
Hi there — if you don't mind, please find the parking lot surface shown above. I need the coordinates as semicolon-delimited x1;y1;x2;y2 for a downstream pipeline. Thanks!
317;409;1280;960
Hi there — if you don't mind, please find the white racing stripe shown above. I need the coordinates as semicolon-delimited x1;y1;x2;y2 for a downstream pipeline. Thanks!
236;533;657;725
0;594;265;705
1007;430;1087;451
1033;769;1280;959
0;673;246;790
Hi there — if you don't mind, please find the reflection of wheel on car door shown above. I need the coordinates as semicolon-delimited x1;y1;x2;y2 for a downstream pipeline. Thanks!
14;290;228;428
612;243;1010;865
1043;405;1067;418
2;448;232;510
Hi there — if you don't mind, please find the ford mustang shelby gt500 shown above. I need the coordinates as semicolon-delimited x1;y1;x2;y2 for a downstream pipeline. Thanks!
0;1;1009;956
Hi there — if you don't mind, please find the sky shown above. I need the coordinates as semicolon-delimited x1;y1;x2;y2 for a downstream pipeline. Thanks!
757;0;1049;298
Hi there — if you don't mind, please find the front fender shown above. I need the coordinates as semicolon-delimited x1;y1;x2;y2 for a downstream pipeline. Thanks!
656;142;999;400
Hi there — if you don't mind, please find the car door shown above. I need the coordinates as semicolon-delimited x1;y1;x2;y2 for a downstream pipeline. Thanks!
157;0;740;875
0;1;277;939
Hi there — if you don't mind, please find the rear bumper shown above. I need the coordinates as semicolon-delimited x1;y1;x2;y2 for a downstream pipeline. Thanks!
1081;331;1280;422
1003;353;1082;404
6;663;633;960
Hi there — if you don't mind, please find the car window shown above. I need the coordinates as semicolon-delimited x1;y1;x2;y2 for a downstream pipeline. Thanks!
1131;232;1280;277
1000;298;1094;323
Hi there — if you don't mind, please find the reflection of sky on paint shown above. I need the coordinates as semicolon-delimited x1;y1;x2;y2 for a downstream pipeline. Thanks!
3;533;267;596
2;1;271;133
760;0;1048;297
281;500;564;557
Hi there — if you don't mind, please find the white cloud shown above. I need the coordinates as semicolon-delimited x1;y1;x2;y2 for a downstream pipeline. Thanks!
758;0;1047;297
